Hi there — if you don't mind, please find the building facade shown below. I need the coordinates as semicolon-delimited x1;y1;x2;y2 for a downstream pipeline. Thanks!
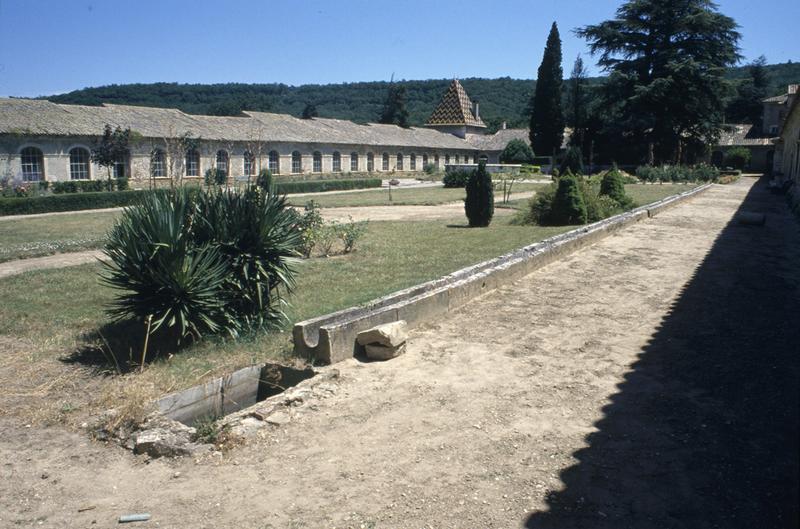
0;80;528;185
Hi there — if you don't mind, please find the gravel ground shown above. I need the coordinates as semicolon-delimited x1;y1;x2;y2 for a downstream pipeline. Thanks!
0;178;797;529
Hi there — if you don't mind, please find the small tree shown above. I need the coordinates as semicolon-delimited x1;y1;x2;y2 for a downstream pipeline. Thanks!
500;139;535;164
724;147;751;170
600;165;633;208
464;162;494;227
301;104;318;119
379;82;410;128
560;146;584;175
92;124;131;183
550;175;587;225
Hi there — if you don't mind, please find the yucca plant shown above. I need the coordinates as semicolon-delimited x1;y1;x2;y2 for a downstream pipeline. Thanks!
193;187;301;330
101;186;301;359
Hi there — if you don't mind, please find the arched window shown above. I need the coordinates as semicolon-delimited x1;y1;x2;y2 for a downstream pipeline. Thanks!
114;150;129;179
243;151;256;177
20;147;44;181
382;153;389;171
69;147;90;180
291;151;302;173
216;150;229;179
445;154;450;166
313;151;322;173
269;150;280;174
434;154;440;168
455;154;460;164
396;153;404;171
186;148;200;177
151;149;166;178
422;154;429;168
332;151;341;172
410;153;416;171
350;152;359;172
367;152;374;172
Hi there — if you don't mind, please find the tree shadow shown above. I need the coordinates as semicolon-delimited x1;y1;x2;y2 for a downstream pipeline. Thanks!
524;179;800;528
61;319;191;375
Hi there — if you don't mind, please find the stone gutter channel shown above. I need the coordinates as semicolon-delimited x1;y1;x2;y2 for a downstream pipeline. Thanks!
293;183;713;364
116;183;711;458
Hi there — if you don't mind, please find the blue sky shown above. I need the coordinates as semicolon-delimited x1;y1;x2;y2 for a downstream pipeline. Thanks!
0;0;797;97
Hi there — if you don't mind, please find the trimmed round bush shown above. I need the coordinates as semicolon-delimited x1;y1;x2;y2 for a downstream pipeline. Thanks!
600;167;634;209
500;139;535;164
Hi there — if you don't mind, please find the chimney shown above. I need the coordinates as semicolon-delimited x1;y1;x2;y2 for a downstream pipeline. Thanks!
501;121;507;130
472;100;480;121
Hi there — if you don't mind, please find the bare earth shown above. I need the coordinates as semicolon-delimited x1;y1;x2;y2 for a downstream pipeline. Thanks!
1;178;797;528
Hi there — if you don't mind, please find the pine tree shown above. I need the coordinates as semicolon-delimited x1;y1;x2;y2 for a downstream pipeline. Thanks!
727;56;770;127
559;146;584;175
379;84;410;128
578;0;740;163
529;22;565;157
464;162;494;227
567;55;589;148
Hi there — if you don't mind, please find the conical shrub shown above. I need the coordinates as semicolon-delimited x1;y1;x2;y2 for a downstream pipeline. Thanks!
600;166;633;208
550;175;587;225
464;162;494;227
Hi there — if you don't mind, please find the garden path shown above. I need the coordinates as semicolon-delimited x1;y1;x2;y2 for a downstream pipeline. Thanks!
2;178;796;528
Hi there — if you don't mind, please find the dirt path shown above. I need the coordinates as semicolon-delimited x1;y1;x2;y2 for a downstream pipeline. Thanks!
1;179;797;529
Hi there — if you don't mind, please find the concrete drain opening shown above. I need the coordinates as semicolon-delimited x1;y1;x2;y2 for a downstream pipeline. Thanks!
156;362;316;426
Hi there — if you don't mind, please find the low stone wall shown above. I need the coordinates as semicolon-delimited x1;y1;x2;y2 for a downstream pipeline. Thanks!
293;184;713;364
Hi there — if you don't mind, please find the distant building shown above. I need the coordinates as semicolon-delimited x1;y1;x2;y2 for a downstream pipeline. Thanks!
774;92;800;186
0;80;543;185
713;84;799;173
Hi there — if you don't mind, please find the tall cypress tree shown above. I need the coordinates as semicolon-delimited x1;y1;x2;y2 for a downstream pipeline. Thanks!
379;83;410;128
529;22;565;157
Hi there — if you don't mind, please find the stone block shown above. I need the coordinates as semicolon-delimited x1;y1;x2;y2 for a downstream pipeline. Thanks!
356;320;408;347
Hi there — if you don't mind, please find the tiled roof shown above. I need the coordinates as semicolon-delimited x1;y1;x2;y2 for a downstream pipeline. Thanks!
425;80;486;128
763;94;788;104
0;98;476;151
716;123;777;147
467;127;572;152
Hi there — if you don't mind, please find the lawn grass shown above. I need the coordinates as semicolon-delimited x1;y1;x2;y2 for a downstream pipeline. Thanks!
0;216;571;399
0;210;120;262
287;182;548;208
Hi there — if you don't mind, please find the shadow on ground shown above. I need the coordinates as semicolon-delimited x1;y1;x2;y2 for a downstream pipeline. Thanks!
525;179;800;529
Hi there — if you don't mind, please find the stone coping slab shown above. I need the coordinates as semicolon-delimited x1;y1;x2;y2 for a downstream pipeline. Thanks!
293;184;713;364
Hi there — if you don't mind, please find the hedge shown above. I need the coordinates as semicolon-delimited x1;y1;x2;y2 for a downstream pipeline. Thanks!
273;178;381;194
0;190;151;216
0;178;383;216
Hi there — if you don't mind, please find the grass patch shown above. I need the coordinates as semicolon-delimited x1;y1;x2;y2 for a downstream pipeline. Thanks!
0;210;120;262
287;183;547;208
0;217;570;396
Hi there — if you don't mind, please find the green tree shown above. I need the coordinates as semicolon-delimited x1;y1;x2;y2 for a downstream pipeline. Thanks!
464;162;494;227
301;103;318;119
600;165;633;208
92;124;131;183
550;175;587;225
529;22;565;157
379;83;410;128
723;146;751;170
560;146;584;175
726;55;770;126
500;139;535;164
567;55;589;148
578;0;740;164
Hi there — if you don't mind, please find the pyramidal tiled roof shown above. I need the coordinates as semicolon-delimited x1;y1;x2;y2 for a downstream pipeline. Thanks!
425;79;486;128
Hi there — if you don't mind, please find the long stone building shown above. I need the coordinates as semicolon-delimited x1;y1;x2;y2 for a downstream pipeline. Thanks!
0;80;524;184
